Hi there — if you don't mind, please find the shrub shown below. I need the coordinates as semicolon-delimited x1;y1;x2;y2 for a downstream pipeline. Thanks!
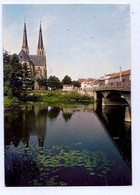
4;86;12;97
4;96;19;108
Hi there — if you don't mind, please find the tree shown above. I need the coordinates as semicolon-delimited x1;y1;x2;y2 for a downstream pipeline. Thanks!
4;52;23;97
62;75;72;85
72;80;81;88
47;76;62;90
37;77;47;89
22;63;34;90
4;51;12;86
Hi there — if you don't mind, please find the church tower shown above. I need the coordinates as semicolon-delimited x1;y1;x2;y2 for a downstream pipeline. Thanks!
22;22;29;55
37;23;44;55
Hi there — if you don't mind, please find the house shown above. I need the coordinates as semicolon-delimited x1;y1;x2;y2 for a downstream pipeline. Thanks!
98;74;112;87
80;78;99;90
108;69;131;87
62;85;74;92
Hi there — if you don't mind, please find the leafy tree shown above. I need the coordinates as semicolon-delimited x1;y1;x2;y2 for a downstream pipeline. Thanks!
62;75;72;85
4;51;12;86
4;51;35;99
36;77;47;89
72;80;81;88
22;63;34;90
3;52;23;97
47;76;62;90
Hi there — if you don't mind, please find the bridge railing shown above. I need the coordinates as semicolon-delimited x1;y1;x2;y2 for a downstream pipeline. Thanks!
93;85;131;91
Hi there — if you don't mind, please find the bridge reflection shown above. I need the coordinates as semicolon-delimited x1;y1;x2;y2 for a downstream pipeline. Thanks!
93;102;131;168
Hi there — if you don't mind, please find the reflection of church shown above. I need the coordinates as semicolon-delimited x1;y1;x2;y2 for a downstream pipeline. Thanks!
5;105;48;155
18;22;47;89
22;105;48;155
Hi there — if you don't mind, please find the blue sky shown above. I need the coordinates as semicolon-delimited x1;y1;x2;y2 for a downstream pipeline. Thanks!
3;4;131;80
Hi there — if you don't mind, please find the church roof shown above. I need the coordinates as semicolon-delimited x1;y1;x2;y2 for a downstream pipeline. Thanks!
18;49;30;61
29;55;46;66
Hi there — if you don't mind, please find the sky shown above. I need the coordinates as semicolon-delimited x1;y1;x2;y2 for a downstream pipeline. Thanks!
3;4;131;80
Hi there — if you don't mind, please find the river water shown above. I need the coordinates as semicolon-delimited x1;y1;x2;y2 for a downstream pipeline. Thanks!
4;103;131;186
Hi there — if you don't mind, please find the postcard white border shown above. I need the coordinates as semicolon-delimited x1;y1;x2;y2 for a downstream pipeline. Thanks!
0;1;140;195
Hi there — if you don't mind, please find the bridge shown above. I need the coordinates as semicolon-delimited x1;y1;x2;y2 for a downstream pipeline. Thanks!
93;86;131;122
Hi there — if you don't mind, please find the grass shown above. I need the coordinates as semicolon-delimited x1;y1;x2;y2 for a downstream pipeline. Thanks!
27;90;93;104
4;96;19;109
4;90;93;109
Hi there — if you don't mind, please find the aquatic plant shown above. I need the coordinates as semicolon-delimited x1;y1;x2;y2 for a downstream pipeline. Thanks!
5;143;116;186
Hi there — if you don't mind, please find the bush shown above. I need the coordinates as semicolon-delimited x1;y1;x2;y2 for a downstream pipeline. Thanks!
36;91;93;104
4;96;19;108
26;94;42;102
4;86;12;97
25;90;93;104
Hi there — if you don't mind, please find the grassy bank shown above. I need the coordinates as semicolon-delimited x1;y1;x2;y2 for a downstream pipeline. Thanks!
4;96;19;109
4;90;93;110
27;90;93;104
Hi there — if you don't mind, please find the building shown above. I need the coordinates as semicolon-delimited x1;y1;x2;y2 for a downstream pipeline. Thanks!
18;22;47;89
62;85;74;92
108;69;131;88
98;74;112;87
79;78;99;90
98;69;131;88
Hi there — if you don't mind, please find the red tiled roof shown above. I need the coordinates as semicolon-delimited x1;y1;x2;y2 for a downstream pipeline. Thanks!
110;69;131;79
79;78;95;83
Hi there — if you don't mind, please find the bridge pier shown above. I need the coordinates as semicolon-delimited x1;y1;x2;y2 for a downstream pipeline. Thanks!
93;91;102;102
125;107;131;122
93;92;98;102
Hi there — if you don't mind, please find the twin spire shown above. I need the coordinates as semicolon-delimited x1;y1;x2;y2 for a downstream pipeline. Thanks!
22;21;44;55
37;23;44;55
22;22;29;55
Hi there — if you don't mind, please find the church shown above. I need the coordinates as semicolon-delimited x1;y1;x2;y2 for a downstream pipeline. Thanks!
18;22;47;89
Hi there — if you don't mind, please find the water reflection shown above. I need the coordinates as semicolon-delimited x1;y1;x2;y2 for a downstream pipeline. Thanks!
62;107;73;121
4;103;131;186
94;103;131;167
5;105;48;154
48;107;60;119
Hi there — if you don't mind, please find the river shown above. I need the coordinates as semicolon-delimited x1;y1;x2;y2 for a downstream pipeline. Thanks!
4;103;131;186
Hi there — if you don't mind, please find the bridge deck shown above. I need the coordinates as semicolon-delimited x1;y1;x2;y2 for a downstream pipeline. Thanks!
94;87;131;92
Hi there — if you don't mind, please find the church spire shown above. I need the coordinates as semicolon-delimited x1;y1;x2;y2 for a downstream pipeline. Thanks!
37;22;44;55
22;21;29;55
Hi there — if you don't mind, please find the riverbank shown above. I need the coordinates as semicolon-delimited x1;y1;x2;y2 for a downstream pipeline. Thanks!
4;90;94;110
28;90;93;104
4;96;20;110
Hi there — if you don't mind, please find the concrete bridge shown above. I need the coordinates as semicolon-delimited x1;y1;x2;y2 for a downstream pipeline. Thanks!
93;87;131;122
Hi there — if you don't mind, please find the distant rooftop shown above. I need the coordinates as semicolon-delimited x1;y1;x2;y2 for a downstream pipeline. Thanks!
111;69;131;79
